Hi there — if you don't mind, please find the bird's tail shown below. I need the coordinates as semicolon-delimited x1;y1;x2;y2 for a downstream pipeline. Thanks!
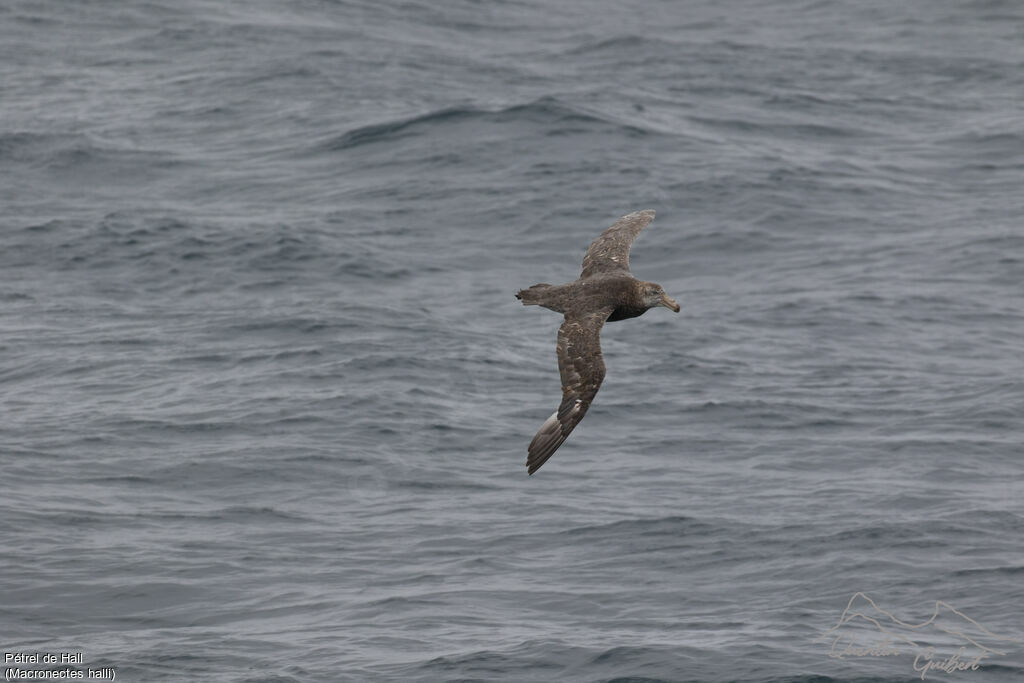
515;283;553;305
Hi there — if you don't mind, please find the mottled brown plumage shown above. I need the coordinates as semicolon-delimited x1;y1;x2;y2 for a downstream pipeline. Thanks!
516;210;680;474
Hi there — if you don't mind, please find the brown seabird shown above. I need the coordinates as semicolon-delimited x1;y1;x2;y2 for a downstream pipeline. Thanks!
516;209;680;475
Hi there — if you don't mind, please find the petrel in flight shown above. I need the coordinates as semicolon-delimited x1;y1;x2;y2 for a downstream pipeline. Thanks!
516;210;679;474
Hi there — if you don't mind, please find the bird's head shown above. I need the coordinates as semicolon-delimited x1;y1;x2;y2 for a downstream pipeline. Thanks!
640;282;680;313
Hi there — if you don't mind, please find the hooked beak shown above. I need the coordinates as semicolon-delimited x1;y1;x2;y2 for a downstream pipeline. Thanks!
660;292;680;312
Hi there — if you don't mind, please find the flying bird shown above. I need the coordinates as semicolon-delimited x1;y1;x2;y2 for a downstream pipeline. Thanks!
516;210;679;474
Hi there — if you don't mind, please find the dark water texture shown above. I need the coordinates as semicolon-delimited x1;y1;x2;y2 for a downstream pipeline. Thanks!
2;0;1023;681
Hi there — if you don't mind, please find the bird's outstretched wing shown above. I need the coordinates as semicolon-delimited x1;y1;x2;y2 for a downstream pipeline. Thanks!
527;307;613;474
579;209;655;279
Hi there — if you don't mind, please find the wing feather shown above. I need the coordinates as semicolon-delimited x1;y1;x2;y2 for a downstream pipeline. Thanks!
526;308;612;474
579;209;655;279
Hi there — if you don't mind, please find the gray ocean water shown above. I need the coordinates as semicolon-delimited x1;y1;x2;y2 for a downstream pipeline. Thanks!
2;1;1023;681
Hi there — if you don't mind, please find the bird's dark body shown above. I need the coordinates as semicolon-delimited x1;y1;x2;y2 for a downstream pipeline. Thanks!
606;302;648;322
517;276;646;321
515;210;680;475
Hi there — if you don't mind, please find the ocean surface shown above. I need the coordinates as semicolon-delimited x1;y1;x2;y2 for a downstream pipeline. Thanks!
2;1;1022;681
